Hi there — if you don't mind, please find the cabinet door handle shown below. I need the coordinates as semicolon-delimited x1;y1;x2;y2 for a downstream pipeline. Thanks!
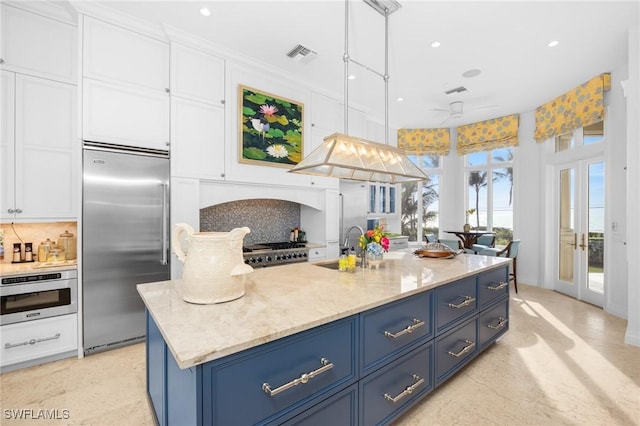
15;208;22;213
487;317;508;330
4;333;60;349
161;183;168;265
448;295;475;309
487;281;508;291
448;339;475;358
384;318;425;339
383;374;425;403
262;358;334;397
7;208;14;214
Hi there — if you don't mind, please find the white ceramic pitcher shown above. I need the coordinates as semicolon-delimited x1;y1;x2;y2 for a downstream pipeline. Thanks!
172;223;253;304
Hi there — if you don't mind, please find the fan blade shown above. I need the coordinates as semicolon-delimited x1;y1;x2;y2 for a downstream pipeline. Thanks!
469;104;498;112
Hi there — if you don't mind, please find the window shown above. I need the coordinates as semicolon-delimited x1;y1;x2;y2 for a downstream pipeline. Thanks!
556;120;604;153
465;148;514;245
401;155;441;242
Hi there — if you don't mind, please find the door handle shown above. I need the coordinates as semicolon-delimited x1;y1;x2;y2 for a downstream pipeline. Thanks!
579;233;586;251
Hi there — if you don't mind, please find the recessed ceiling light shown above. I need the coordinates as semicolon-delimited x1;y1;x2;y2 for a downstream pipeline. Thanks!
548;40;559;47
348;74;356;80
462;69;482;78
397;97;404;102
431;41;441;48
200;7;211;17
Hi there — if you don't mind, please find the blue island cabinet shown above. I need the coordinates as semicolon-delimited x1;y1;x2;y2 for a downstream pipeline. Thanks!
145;265;509;426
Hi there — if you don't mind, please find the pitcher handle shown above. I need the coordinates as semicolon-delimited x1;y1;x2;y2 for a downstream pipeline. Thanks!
172;223;194;263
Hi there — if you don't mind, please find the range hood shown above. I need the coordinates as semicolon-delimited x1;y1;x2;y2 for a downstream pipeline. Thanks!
289;132;427;183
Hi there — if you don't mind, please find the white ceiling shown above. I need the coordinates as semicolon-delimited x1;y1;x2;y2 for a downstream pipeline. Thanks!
91;0;639;129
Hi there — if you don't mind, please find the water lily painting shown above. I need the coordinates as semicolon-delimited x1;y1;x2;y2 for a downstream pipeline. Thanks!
239;85;303;168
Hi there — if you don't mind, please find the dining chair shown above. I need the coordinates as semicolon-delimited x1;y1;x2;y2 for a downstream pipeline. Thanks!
438;239;462;251
471;234;496;253
425;233;437;243
477;239;520;293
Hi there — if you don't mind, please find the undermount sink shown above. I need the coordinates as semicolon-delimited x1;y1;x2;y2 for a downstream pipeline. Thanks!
312;260;341;270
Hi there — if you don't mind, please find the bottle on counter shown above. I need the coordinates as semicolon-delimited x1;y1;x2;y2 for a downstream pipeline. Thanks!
338;254;348;272
12;243;22;263
24;242;34;262
347;247;357;272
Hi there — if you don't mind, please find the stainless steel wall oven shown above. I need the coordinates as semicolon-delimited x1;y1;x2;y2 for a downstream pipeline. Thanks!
0;269;77;326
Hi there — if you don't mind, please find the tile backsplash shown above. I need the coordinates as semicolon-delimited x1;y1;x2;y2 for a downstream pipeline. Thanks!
0;222;77;264
200;199;300;245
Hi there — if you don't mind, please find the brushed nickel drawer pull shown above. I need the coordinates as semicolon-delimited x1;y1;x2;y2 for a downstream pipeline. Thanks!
4;333;60;349
487;317;508;330
448;296;475;309
448;339;475;357
384;318;425;339
262;358;334;397
487;281;508;291
384;374;424;403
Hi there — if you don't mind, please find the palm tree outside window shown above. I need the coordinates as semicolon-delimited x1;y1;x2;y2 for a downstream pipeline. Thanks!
465;148;514;245
401;155;441;243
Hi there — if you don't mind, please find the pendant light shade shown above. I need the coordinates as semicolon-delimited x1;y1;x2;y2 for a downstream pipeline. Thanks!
289;0;428;184
289;133;427;183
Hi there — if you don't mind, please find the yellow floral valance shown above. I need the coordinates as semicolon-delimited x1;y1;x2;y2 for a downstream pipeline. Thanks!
456;114;519;156
534;73;611;143
397;128;450;155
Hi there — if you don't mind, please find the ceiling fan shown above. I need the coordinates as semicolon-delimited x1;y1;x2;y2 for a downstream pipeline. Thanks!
429;101;497;125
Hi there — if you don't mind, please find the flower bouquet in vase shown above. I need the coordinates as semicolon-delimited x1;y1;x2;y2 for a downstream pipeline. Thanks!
464;209;476;232
359;225;389;269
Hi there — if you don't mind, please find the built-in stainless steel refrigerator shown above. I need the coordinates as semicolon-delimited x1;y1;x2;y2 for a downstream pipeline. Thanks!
82;142;170;355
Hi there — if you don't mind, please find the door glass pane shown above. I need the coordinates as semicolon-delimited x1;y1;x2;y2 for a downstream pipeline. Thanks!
389;186;396;213
559;168;575;282
493;167;513;244
401;182;419;241
587;162;605;293
379;186;386;213
369;185;376;213
584;121;604;145
467;171;487;230
423;175;439;237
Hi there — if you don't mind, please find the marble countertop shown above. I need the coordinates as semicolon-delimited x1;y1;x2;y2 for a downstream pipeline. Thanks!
0;260;78;276
137;250;511;369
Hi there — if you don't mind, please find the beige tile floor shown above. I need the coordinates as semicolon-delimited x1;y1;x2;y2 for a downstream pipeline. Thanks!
1;284;639;425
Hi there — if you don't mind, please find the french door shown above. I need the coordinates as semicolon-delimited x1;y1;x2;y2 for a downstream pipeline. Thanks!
555;159;605;306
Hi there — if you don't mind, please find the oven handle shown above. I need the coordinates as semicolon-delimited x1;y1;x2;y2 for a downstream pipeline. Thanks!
161;183;168;265
4;333;61;349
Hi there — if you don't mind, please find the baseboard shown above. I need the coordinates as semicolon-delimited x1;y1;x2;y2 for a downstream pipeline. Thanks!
624;330;640;347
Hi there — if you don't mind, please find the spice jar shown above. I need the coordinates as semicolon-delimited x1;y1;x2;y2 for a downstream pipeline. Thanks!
24;242;34;262
46;247;66;263
38;239;55;263
57;230;77;260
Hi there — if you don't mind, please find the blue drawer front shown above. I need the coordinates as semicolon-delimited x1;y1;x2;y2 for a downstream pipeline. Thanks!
479;298;509;349
435;276;478;334
281;384;358;426
360;291;433;375
360;342;433;426
478;267;509;308
202;317;357;425
435;317;478;385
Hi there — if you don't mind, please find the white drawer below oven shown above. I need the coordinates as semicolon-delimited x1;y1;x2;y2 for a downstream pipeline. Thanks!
1;314;77;370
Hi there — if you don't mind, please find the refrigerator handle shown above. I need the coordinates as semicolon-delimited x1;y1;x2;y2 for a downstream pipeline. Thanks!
161;183;168;265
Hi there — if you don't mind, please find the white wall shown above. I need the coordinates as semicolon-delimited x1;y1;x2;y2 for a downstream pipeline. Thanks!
625;25;640;346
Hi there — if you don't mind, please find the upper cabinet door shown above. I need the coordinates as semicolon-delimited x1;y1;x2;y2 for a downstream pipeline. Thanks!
82;16;169;92
170;43;225;106
0;4;77;84
311;92;339;132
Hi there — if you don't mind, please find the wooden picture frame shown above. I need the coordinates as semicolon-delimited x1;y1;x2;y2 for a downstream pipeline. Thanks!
238;85;304;168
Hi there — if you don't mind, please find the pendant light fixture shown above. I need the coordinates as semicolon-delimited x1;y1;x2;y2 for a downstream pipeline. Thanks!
289;0;427;184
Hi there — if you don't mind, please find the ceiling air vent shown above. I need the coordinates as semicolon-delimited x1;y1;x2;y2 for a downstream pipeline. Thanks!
286;44;317;63
444;86;469;95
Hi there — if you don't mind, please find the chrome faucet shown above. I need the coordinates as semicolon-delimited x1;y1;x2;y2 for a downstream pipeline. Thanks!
343;225;366;268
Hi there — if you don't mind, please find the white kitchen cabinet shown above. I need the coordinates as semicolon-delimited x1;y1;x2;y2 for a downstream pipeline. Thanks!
170;43;225;106
368;183;397;215
311;92;339;131
1;71;77;221
82;15;169;92
0;3;76;84
170;97;225;180
170;177;200;280
0;314;77;371
338;105;367;138
82;78;170;151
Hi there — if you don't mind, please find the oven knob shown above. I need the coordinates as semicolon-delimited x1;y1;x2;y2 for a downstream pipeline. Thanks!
257;257;263;263
274;254;280;261
302;252;308;258
285;253;291;259
244;259;250;264
250;258;256;264
266;256;272;262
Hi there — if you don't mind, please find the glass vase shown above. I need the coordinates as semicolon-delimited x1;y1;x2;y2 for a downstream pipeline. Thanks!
366;251;384;269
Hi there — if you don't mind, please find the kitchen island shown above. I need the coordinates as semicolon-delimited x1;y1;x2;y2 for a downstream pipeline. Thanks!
138;250;511;425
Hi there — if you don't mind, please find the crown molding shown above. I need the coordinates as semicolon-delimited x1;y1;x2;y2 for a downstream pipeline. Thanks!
4;0;77;25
